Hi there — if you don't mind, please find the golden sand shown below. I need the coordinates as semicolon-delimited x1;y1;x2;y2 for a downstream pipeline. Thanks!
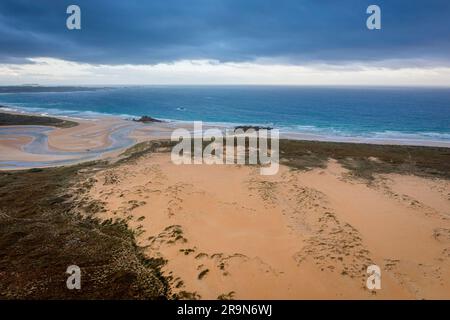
88;152;450;299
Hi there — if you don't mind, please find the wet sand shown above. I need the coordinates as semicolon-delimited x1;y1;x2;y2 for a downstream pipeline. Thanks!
0;115;175;169
88;152;450;299
2;109;450;170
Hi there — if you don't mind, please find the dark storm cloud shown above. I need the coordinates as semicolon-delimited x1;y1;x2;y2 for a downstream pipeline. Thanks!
0;0;449;65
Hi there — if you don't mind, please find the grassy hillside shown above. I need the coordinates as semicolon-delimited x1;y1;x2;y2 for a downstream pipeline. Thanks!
0;111;78;128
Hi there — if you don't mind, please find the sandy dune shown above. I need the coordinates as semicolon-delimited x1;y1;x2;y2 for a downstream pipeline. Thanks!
87;151;450;299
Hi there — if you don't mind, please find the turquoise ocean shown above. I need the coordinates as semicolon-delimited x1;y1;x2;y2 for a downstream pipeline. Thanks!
1;86;450;145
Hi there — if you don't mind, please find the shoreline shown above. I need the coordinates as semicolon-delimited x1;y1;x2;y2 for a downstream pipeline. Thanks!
1;108;450;172
0;113;139;170
1;105;450;149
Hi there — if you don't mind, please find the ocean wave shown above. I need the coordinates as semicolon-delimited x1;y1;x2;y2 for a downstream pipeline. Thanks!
277;125;450;147
2;104;450;146
372;130;450;140
0;103;137;121
0;106;18;112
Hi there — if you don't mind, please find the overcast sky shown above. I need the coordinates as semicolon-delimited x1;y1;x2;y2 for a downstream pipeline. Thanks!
1;0;449;86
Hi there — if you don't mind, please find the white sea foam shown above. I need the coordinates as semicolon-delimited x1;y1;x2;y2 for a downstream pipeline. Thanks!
2;104;449;147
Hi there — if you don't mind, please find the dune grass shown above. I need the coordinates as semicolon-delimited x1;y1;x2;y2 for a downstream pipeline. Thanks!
279;139;450;180
0;112;78;128
0;142;172;299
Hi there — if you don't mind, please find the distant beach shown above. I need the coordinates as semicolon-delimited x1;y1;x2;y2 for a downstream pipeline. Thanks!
1;86;450;148
2;95;450;170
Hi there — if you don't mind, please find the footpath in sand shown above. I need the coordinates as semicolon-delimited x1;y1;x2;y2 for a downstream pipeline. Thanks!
88;152;450;299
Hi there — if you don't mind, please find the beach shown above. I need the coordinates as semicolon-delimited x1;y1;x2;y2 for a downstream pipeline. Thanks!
2;106;450;170
0;111;175;169
1;111;449;299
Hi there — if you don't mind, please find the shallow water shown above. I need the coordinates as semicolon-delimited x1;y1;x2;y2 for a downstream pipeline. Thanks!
0;124;136;169
1;86;450;145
